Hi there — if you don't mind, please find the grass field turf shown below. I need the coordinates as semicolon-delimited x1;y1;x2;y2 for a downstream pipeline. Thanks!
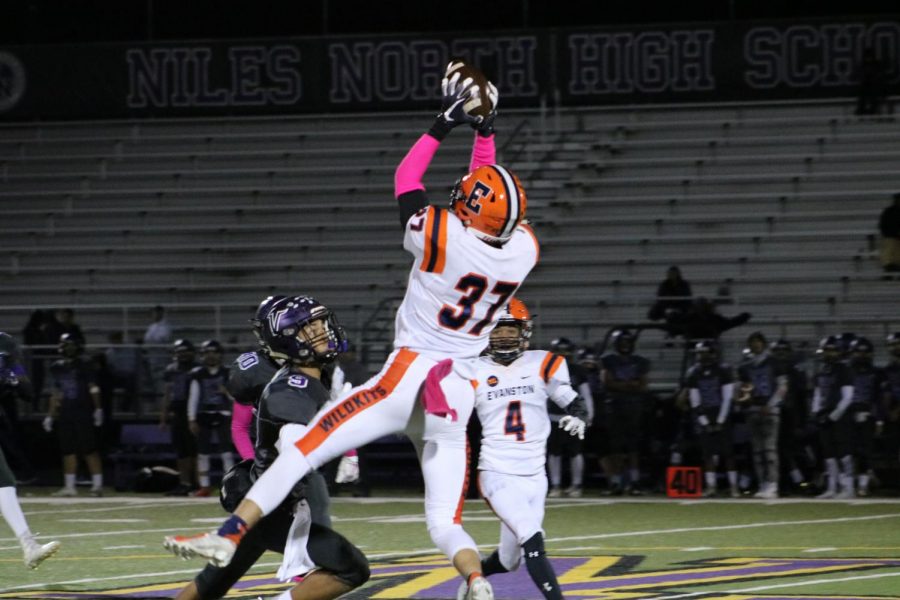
2;492;900;599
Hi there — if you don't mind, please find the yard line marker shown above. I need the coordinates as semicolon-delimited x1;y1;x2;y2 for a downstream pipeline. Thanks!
681;546;713;551
802;547;837;553
103;545;146;550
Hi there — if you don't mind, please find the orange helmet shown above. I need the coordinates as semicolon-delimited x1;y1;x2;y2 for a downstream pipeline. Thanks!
450;164;527;243
488;298;533;363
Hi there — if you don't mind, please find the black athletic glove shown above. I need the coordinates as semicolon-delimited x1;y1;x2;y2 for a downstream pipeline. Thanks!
429;71;480;140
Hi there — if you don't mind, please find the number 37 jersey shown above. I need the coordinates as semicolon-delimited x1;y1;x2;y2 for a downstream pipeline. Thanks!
394;206;540;359
474;350;579;476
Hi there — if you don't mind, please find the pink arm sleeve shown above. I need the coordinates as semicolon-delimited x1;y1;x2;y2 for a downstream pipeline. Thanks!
469;133;496;172
231;402;255;460
394;134;441;197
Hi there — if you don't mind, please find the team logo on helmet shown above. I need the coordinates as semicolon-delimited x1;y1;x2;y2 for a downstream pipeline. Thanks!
450;164;527;243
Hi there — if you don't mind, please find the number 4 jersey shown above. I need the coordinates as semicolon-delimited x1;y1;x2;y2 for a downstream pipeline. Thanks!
394;205;540;359
473;350;579;476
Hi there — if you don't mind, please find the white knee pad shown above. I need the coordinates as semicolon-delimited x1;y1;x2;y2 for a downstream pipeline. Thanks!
428;522;477;562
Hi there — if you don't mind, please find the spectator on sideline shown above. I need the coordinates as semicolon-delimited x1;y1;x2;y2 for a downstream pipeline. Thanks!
547;338;594;497
187;340;233;497
22;310;57;403
52;309;85;346
667;297;751;342
44;334;104;497
685;340;739;498
737;332;786;499
600;330;651;495
846;337;884;497
161;340;199;496
105;331;142;412
878;192;900;273
811;336;855;499
770;339;812;494
647;266;693;322
144;305;174;394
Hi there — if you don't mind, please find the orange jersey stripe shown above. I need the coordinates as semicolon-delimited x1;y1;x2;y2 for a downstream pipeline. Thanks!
295;348;418;456
453;439;471;525
420;206;436;272
540;353;563;383
432;208;448;274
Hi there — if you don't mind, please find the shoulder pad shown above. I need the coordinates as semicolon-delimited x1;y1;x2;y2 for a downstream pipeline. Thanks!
262;377;323;425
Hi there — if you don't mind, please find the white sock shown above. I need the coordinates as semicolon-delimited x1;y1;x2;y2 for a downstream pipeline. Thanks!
0;487;30;540
840;455;854;479
92;474;103;490
705;471;716;489
198;455;210;487
727;471;738;487
858;474;870;491
570;455;584;487
548;455;562;487
629;468;640;485
221;452;234;473
825;458;839;492
64;474;76;490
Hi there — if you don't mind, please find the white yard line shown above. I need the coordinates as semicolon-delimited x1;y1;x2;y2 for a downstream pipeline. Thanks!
662;570;900;600
545;512;900;543
0;547;451;592
102;545;146;550
802;547;838;553
61;519;148;523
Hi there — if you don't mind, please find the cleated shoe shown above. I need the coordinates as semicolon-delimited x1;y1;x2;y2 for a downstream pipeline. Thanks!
163;532;236;567
24;539;61;570
465;575;494;600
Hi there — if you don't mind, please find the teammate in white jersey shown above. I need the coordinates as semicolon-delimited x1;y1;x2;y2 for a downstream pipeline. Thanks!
462;299;588;600
163;67;539;600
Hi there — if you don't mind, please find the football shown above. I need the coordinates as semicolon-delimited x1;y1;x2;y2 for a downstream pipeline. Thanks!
444;59;493;118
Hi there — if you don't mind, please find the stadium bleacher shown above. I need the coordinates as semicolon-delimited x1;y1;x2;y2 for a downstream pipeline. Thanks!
1;100;898;395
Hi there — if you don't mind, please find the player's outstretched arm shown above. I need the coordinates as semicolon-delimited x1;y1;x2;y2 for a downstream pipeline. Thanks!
394;68;481;228
469;81;498;172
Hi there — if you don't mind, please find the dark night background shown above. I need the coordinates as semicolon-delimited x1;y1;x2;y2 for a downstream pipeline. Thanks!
2;0;900;44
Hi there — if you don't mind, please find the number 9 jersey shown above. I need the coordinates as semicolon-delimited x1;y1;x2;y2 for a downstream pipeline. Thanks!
474;350;579;476
394;205;540;359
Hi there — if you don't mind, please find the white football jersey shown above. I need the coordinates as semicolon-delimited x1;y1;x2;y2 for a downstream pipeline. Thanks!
394;206;539;359
474;350;578;476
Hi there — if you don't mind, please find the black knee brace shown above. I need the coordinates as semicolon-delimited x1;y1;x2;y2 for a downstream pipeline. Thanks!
523;532;563;600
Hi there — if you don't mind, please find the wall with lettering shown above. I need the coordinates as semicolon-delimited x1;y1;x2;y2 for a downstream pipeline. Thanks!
0;17;897;120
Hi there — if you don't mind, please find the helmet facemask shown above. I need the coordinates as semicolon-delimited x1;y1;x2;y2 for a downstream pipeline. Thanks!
488;322;530;364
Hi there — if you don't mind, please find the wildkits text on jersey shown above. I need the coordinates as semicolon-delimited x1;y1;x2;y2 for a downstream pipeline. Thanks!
316;385;388;433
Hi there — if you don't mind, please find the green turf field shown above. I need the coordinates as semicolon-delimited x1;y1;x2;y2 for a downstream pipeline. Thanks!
2;491;900;598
